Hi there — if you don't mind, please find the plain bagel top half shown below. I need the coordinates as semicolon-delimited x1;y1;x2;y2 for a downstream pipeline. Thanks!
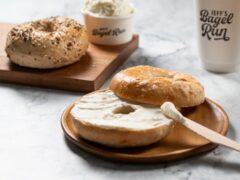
110;65;205;107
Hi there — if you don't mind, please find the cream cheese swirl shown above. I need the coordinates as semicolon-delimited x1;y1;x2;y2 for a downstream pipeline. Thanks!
71;90;172;130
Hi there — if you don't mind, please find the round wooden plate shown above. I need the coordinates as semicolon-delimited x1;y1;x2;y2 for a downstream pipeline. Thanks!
61;98;229;163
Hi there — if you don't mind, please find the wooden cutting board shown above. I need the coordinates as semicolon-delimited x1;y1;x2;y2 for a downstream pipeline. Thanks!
0;23;139;92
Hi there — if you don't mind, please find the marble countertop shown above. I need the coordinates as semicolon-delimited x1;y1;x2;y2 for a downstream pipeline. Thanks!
0;0;240;179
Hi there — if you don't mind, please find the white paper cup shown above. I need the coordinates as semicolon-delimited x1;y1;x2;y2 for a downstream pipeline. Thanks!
195;0;240;73
82;12;134;45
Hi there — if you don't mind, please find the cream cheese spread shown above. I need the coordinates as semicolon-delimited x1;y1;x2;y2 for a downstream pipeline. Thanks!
70;90;172;130
82;0;134;17
160;102;186;123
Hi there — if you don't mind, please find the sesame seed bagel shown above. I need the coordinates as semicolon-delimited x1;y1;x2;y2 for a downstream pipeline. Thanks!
5;16;88;69
110;66;205;107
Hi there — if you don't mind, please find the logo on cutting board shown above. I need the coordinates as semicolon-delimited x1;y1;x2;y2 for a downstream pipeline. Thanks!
200;9;233;41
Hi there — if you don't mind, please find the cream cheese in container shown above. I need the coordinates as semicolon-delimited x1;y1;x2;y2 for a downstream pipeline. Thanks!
82;0;135;45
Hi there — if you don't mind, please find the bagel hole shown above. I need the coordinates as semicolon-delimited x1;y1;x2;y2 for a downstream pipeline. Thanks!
43;22;55;32
33;21;55;32
176;78;187;82
150;72;174;78
112;105;135;114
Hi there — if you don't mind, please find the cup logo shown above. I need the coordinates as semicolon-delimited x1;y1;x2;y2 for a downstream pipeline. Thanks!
200;9;234;41
92;28;126;37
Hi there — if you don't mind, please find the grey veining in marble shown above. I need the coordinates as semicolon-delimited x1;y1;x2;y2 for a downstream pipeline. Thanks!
0;0;240;180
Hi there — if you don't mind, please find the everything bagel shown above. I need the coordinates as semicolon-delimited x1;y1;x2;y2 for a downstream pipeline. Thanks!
5;16;88;69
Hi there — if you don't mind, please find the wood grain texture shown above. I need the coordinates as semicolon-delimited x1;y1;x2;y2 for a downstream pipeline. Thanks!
61;95;229;163
0;23;139;92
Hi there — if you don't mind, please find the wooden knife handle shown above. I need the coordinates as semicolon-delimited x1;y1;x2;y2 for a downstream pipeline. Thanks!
183;117;240;152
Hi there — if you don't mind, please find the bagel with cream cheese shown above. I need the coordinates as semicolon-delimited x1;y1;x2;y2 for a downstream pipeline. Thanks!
5;16;88;69
110;66;205;107
70;89;173;148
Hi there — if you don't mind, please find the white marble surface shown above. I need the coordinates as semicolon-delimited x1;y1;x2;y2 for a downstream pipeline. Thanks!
0;0;240;179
